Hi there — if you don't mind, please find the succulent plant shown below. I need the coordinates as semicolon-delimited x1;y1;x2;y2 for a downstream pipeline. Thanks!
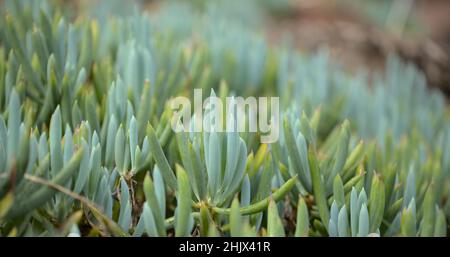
0;0;449;237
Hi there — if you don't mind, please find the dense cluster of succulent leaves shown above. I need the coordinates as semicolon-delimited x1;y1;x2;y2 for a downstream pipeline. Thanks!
0;0;449;237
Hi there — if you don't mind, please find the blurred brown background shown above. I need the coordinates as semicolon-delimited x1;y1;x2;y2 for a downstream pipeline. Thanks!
266;0;450;96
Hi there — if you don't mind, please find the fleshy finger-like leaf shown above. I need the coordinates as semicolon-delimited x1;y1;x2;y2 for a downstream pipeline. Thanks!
175;165;192;237
267;199;285;237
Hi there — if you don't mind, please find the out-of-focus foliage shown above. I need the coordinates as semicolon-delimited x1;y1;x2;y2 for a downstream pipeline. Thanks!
0;0;448;237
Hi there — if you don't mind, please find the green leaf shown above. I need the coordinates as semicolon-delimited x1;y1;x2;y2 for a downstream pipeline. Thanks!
105;116;118;168
176;132;201;200
153;166;166;218
129;116;138;170
5;15;44;94
230;197;242;237
199;205;211;237
115;125;126;174
147;124;177;190
326;120;350;188
221;138;247;201
175;165;192;237
434;208;447;237
142;203;158;237
207;132;221;198
143;172;166;236
0;192;14;219
240;175;251;207
213;175;297;215
368;174;385;233
267;199;285;237
7;89;21;170
255;157;274;204
333;175;345;207
63;126;74;165
343;171;365;194
342;140;365;176
73;140;89;194
6;147;84;219
403;168;416;208
419;184;435;237
400;205;417;237
88;203;128;237
208;222;220;237
137;80;152;142
350;188;359;236
223;118;240;189
329;201;338;236
0;117;6;172
295;197;309;237
309;149;329;229
283;117;311;192
118;178;132;231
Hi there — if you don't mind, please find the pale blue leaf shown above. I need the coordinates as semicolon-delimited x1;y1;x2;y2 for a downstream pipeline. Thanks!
63;125;73;165
338;206;349;237
74;140;90;194
207;132;221;197
404;167;416;208
115;125;125;174
153;166;166;218
328;220;337;237
358;203;369;237
350;187;359;236
50;106;63;176
105;116;117;167
7;89;21;169
129;116;137;170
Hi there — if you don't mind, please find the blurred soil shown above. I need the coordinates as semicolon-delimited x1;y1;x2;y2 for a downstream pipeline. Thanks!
266;0;450;96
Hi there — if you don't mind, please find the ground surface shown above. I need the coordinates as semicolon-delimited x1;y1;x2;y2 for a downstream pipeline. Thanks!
265;0;450;96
